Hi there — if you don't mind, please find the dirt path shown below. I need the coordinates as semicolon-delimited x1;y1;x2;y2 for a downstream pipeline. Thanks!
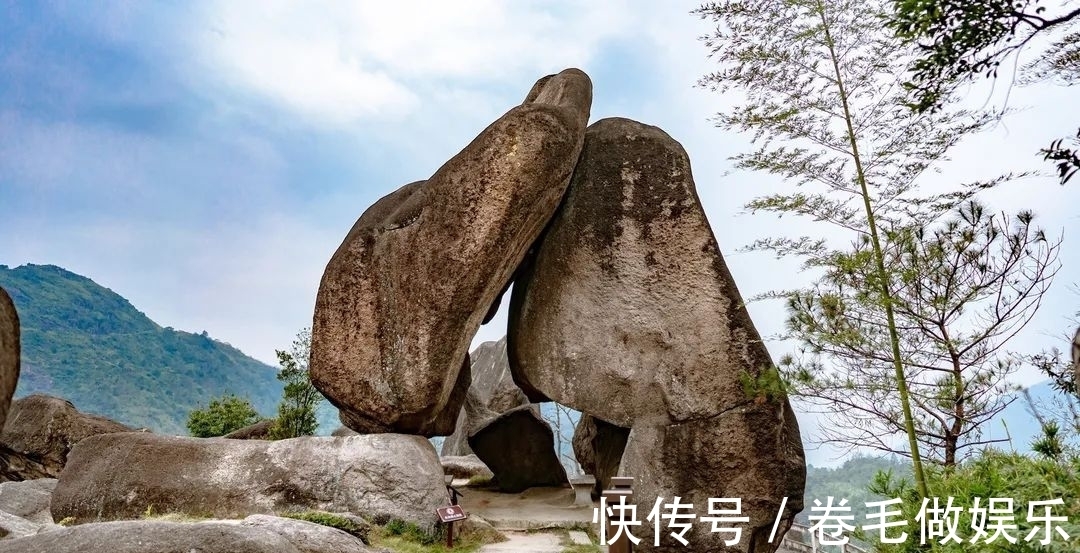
458;486;595;531
477;531;567;553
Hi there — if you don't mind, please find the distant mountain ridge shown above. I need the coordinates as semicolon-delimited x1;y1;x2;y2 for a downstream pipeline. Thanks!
0;264;285;434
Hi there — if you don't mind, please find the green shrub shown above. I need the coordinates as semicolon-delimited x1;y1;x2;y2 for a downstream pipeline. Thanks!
868;434;1080;553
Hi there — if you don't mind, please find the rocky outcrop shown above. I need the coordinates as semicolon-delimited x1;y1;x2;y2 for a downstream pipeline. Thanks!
510;117;790;427
223;419;274;440
441;338;530;457
0;478;55;524
469;338;529;413
0;288;18;431
0;395;133;481
310;68;592;436
51;433;447;530
620;409;805;553
572;415;629;499
0;516;373;553
467;404;567;493
440;454;493;481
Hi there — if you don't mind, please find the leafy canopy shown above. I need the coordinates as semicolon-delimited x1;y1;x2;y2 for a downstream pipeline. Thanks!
186;393;261;438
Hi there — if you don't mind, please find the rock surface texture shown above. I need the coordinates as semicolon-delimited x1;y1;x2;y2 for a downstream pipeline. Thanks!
0;395;132;481
310;69;592;436
0;516;373;553
0;288;17;432
51;433;447;530
508;117;805;551
0;478;55;524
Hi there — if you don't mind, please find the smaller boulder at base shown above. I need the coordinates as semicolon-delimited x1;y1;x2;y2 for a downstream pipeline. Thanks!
572;414;629;499
467;404;568;493
50;433;447;531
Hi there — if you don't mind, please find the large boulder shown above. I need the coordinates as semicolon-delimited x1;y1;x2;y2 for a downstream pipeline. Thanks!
0;288;18;431
509;117;791;427
441;338;529;457
467;404;567;493
0;515;374;553
619;407;805;553
310;68;592;436
0;478;56;524
51;433;447;530
0;395;132;481
572;415;629;499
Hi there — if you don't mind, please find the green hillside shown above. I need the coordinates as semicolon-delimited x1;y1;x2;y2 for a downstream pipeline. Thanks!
0;264;285;434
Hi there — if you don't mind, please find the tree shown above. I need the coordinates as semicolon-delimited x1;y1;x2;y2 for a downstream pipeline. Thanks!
268;328;323;439
782;201;1060;466
888;0;1080;183
186;393;261;437
694;0;1020;497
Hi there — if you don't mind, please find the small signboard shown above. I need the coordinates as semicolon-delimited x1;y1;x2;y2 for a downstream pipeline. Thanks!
436;505;468;523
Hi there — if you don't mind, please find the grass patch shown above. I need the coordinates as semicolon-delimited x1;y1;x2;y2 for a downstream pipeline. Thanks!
370;519;484;553
281;511;368;541
465;474;495;488
140;505;212;523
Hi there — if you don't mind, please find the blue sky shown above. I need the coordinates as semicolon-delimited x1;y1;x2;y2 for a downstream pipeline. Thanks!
2;1;1078;464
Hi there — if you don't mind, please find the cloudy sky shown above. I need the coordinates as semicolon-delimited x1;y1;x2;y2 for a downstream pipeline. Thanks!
2;1;1078;464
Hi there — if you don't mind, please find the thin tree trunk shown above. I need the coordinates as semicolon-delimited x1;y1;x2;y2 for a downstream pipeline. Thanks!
817;0;929;498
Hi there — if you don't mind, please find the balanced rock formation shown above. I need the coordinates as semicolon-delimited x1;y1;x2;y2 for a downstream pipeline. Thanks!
441;338;529;456
51;433;446;530
0;395;132;481
0;288;18;431
310;68;592;436
572;414;629;499
508;117;805;550
0;515;373;553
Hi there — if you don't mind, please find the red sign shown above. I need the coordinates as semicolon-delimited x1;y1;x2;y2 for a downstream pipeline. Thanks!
436;505;468;523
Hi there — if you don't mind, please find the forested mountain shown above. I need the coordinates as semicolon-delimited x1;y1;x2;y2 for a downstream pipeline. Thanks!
0;264;285;434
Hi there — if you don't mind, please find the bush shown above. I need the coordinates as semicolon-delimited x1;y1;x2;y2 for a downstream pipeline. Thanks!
186;394;261;437
868;430;1080;553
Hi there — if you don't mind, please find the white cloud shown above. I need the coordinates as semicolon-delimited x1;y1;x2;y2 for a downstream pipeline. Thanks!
195;0;644;127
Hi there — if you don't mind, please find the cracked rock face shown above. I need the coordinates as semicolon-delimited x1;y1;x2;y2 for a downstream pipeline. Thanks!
310;68;592;436
0;287;18;431
509;117;781;427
